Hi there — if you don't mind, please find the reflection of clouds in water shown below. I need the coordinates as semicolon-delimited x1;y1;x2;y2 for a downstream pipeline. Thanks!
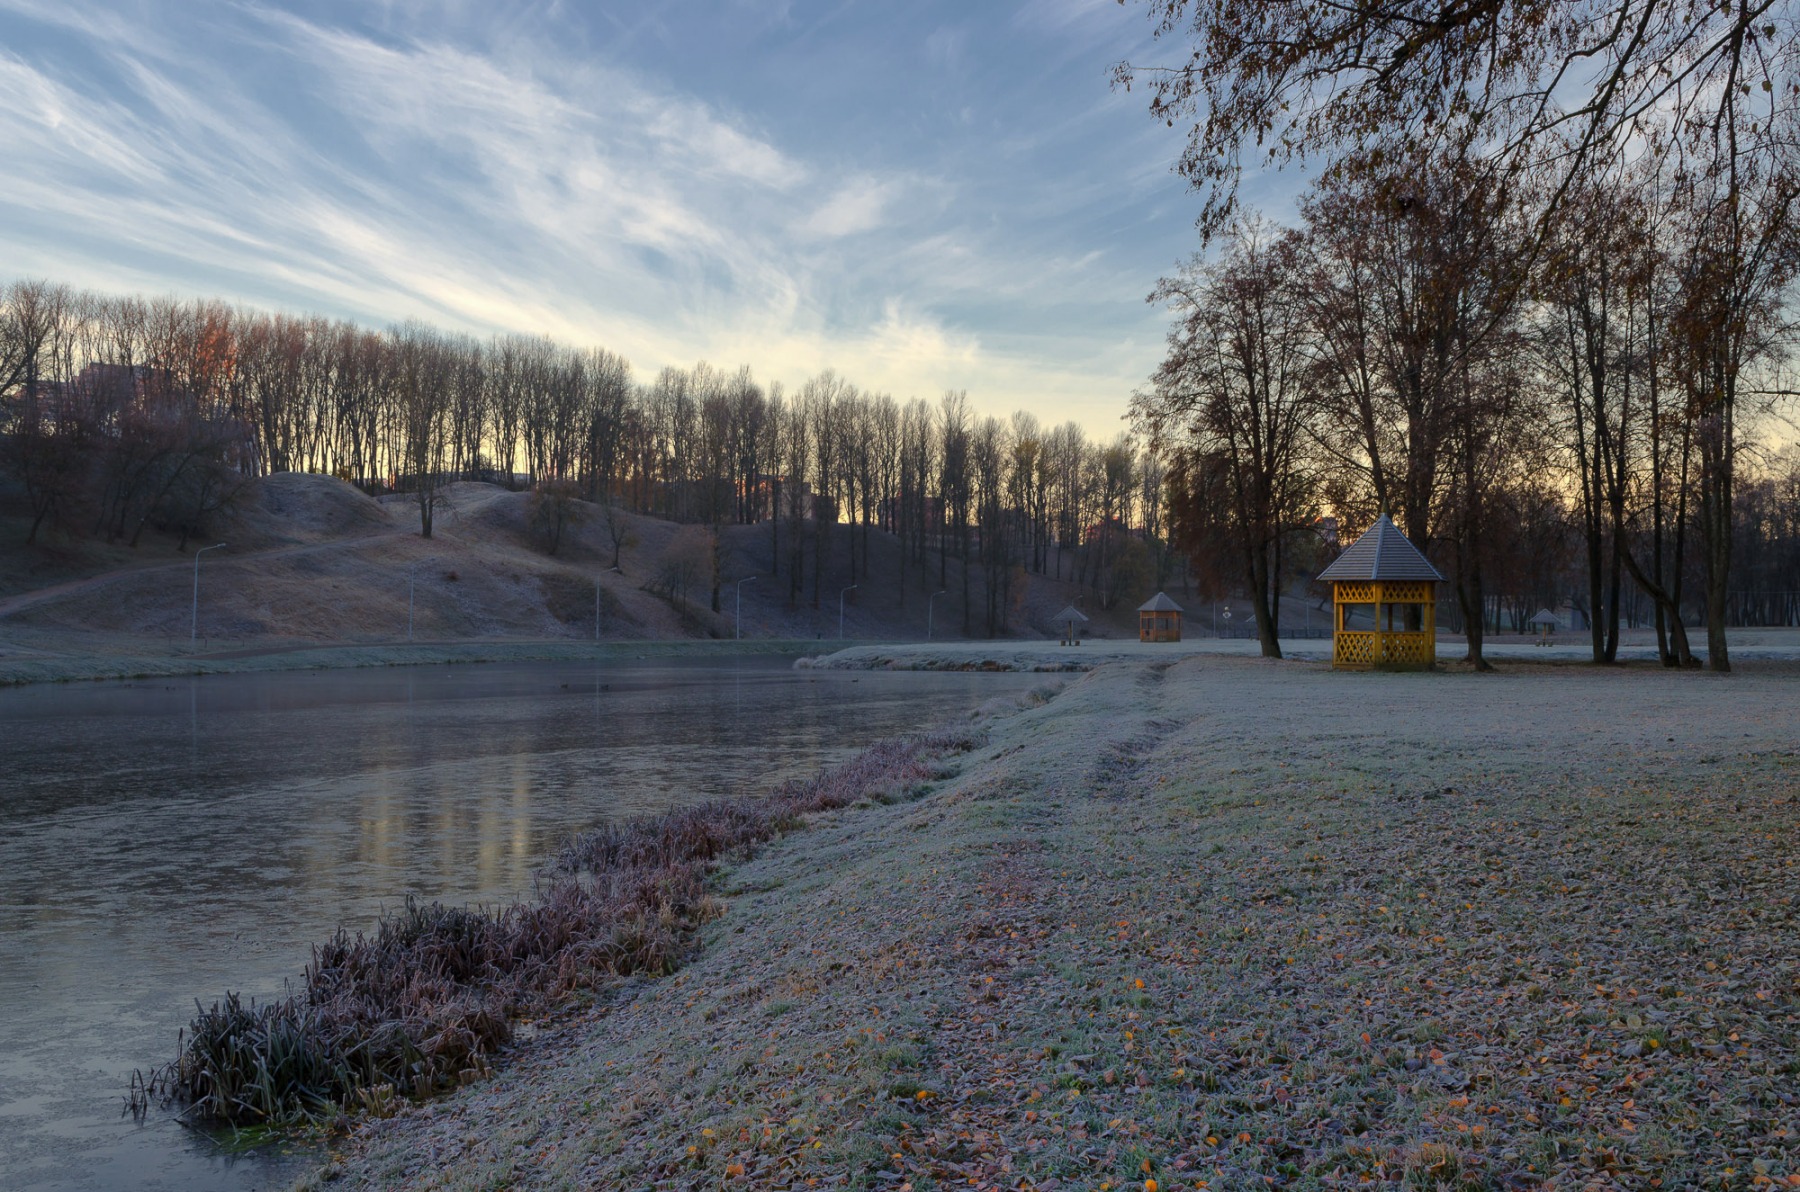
0;660;1034;1192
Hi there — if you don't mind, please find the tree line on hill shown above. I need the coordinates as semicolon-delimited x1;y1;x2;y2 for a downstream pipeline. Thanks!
0;281;1175;636
1123;0;1800;671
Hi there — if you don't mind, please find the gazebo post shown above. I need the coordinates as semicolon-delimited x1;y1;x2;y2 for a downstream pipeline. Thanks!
1051;603;1089;647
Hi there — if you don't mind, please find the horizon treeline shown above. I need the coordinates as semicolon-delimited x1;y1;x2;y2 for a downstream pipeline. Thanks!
0;280;1176;635
1126;1;1800;672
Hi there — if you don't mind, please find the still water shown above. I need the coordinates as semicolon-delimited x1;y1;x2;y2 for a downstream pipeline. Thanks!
0;657;1034;1191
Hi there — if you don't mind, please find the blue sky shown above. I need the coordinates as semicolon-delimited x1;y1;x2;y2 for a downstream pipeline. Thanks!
0;0;1296;433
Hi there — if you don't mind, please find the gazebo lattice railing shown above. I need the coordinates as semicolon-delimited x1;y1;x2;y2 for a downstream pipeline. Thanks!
1332;580;1438;669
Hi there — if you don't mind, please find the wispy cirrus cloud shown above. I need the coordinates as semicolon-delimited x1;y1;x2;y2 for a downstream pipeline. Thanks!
799;175;908;239
0;0;1198;432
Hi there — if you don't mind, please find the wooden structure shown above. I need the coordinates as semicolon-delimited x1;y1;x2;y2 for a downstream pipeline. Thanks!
1137;592;1184;642
1529;607;1560;646
1316;514;1444;669
1051;604;1089;645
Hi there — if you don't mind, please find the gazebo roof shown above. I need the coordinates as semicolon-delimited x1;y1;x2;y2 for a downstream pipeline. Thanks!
1316;514;1446;583
1529;607;1560;627
1138;591;1184;613
1051;604;1090;623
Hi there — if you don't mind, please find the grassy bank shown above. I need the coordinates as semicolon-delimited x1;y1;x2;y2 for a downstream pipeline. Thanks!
0;637;856;687
136;725;989;1128
302;654;1800;1190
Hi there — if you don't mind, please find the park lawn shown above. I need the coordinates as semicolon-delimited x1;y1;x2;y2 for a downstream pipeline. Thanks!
307;656;1799;1191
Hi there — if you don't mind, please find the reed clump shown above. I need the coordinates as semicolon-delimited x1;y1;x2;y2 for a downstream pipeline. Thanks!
133;727;982;1127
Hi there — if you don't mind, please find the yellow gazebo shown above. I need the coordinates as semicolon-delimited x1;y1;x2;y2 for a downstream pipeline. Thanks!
1317;514;1444;669
1137;592;1184;642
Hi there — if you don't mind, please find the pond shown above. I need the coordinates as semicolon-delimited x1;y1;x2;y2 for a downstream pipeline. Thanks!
0;657;1036;1191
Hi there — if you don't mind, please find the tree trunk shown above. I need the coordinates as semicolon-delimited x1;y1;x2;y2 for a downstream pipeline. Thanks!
1698;407;1733;673
1247;539;1281;658
1621;549;1698;667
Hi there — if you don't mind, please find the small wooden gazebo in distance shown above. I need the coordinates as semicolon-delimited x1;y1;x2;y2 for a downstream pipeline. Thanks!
1137;592;1184;642
1529;607;1560;646
1317;514;1445;669
1051;604;1089;645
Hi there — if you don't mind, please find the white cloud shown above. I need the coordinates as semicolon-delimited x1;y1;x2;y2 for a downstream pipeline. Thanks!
0;2;1179;434
799;175;899;239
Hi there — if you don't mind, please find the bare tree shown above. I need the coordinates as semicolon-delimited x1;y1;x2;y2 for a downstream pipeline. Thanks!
1114;1;1798;247
938;391;972;632
392;324;452;539
1136;220;1313;656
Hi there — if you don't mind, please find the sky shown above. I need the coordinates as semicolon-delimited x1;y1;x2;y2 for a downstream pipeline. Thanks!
0;0;1311;437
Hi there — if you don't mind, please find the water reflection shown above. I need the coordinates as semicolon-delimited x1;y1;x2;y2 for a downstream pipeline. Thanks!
0;657;1033;1192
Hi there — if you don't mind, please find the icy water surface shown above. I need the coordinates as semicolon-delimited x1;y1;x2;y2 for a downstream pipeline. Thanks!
0;657;1035;1191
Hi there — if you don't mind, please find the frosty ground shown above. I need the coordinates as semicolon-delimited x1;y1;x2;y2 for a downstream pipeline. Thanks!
303;654;1798;1191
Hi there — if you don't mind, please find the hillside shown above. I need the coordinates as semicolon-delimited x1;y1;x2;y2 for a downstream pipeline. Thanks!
0;474;1222;659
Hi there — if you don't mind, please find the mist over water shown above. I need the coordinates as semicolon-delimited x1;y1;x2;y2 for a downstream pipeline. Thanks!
0;657;1033;1192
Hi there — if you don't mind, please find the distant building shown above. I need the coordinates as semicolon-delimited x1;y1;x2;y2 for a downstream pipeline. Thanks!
1138;591;1184;642
22;362;179;426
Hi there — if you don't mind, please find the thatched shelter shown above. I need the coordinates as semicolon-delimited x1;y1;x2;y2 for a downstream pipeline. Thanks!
1137;592;1184;642
1316;514;1444;669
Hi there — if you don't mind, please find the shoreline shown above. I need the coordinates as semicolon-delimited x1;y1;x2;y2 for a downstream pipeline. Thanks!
301;654;1800;1190
142;720;996;1134
6;624;1799;687
0;637;849;687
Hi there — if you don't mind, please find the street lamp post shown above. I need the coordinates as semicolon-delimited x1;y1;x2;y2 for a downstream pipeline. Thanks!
927;589;947;641
597;564;623;642
191;543;227;644
735;575;756;640
408;557;437;643
838;584;858;640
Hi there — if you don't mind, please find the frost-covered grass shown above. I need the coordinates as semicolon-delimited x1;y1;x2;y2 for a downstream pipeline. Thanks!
806;632;1800;674
305;657;1800;1190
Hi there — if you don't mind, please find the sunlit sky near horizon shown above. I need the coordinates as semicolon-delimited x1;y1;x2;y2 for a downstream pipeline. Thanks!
0;0;1308;436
